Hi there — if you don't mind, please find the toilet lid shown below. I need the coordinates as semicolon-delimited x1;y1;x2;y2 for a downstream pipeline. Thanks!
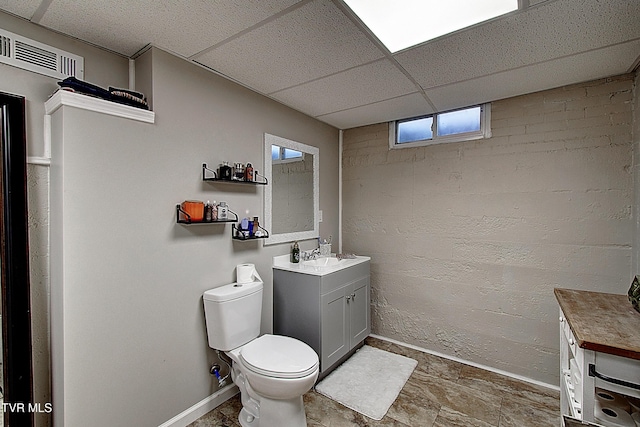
240;335;319;379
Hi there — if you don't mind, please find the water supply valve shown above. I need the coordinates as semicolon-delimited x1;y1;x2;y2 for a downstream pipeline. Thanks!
210;363;227;387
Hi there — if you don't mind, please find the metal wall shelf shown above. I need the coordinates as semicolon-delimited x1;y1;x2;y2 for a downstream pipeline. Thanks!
176;204;238;225
176;163;270;240
202;163;268;185
232;224;269;241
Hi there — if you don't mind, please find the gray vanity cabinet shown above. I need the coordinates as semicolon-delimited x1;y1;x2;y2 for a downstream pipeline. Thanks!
273;260;370;376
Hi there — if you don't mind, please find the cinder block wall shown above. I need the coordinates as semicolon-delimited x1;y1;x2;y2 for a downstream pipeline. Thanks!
342;74;635;386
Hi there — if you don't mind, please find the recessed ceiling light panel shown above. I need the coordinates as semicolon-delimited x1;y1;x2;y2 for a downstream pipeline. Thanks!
344;0;518;53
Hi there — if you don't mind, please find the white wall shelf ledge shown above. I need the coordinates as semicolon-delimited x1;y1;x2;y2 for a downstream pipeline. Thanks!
45;89;155;123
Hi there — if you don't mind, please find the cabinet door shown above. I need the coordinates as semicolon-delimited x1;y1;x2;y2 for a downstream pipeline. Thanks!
321;286;349;370
348;276;370;346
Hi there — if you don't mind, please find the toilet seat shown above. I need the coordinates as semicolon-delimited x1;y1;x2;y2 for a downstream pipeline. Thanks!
240;334;319;379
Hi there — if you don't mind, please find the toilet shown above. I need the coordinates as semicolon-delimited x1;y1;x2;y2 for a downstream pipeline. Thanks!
203;279;319;427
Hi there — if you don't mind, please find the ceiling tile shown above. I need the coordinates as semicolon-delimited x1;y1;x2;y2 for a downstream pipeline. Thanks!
270;59;418;117
1;0;636;130
425;40;640;112
395;0;640;90
194;0;385;94
317;92;433;129
0;0;41;19
38;0;301;57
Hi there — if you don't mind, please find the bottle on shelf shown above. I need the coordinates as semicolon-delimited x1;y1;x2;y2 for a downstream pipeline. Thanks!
251;217;260;237
240;217;250;238
219;162;232;180
204;201;212;222
233;163;245;181
211;200;218;221
218;201;229;220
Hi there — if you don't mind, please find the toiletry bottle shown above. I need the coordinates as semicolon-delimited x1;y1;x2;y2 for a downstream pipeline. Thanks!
211;200;218;221
220;162;232;180
245;163;253;181
218;201;228;220
252;217;259;235
233;163;244;180
292;241;300;263
205;201;213;222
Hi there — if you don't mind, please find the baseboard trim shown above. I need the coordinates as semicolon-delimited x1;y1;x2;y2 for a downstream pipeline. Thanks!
157;384;239;427
369;334;559;392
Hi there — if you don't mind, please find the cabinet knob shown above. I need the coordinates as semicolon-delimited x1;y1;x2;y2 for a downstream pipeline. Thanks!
351;293;356;300
346;295;351;302
560;316;564;323
569;338;574;345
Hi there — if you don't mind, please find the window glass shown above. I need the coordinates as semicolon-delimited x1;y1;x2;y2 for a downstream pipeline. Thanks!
437;106;481;136
272;145;281;160
283;148;303;160
272;145;304;162
391;104;490;147
398;116;433;143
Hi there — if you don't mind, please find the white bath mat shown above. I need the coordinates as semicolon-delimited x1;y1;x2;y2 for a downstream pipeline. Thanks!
314;345;417;420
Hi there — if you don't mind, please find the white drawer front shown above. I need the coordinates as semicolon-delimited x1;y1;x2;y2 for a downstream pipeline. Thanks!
561;313;580;362
591;352;640;397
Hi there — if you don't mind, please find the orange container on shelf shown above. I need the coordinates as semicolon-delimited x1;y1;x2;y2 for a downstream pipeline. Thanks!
181;200;205;222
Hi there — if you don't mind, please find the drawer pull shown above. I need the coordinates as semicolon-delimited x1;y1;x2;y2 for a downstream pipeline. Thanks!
588;364;640;390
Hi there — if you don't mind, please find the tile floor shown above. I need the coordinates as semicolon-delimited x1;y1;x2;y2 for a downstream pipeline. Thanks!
189;336;560;427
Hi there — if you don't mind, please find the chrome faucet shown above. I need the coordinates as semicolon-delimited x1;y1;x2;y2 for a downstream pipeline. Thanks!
301;248;321;260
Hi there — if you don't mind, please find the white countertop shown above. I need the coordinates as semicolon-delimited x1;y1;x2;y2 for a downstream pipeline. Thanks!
273;254;370;276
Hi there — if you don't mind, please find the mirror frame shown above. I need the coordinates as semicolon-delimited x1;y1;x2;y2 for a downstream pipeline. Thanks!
264;133;319;245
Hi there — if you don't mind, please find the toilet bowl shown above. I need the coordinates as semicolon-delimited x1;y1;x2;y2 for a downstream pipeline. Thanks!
203;277;319;427
229;334;319;400
226;335;319;426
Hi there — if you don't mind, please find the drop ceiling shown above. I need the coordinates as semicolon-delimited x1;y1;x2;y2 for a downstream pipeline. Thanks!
2;0;639;130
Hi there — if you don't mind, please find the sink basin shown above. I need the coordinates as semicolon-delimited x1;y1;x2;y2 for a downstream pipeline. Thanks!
273;254;370;276
303;257;341;267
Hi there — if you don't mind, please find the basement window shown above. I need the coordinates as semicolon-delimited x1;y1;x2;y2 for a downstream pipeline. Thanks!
272;145;303;163
389;104;491;149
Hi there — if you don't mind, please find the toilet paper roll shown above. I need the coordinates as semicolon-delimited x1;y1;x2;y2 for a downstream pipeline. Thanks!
597;388;632;413
237;263;262;284
595;401;635;427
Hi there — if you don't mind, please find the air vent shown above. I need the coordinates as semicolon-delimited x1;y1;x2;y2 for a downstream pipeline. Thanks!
0;28;83;79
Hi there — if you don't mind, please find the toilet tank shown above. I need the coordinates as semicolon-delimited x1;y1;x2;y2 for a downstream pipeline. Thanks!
203;280;263;351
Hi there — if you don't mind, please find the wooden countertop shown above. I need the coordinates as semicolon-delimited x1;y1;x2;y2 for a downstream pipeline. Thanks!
555;288;640;360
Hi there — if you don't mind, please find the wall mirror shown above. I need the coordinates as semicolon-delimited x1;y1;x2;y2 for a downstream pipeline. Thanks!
264;133;319;245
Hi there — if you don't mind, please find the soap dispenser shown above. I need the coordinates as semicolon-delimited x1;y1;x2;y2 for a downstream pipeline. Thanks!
291;241;300;263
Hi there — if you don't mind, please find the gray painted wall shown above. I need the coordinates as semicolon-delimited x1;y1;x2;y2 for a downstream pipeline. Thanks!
2;11;339;425
48;46;338;426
